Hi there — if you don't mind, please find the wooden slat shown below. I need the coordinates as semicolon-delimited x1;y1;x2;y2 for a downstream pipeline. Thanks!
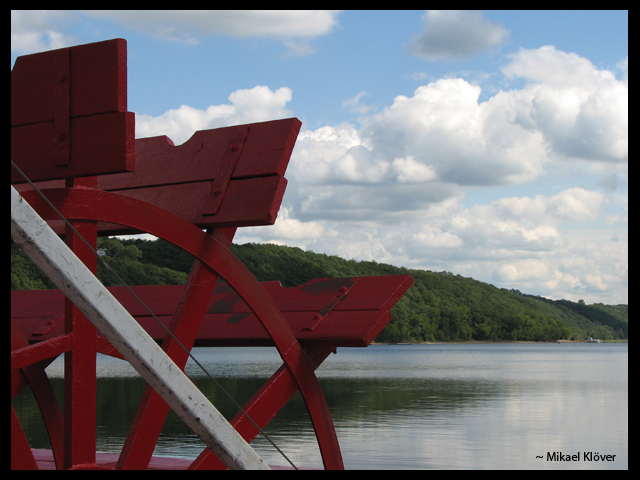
15;175;287;235
11;112;135;184
12;313;388;348
12;311;391;348
13;118;300;232
11;39;134;183
191;311;395;347
98;118;300;189
11;39;127;125
12;276;411;317
11;275;413;348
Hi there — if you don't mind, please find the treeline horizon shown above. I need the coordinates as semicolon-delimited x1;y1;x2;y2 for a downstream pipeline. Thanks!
11;238;628;342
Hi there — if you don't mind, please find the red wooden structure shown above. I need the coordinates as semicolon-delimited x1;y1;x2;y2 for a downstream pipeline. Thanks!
11;38;413;470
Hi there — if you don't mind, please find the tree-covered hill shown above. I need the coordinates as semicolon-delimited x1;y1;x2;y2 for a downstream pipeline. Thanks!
11;238;628;342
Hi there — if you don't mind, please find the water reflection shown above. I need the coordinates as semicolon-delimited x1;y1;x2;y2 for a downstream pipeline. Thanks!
13;343;627;469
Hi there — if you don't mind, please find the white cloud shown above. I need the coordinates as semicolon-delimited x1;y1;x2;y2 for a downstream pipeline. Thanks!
501;46;628;163
289;123;369;185
488;188;606;224
410;224;464;250
445;188;606;254
242;207;323;242
280;39;316;58
11;10;340;56
503;45;614;88
407;10;510;61
135;86;293;144
391;157;438;183
545;240;627;301
493;260;550;283
254;175;624;300
237;185;626;303
544;188;606;223
341;92;374;115
616;56;628;82
273;46;625;274
82;10;339;52
11;10;78;53
360;78;549;187
290;76;548;218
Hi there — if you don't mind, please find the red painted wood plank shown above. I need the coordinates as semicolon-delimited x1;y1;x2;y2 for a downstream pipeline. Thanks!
11;38;127;126
11;39;134;183
15;175;286;235
13;312;391;348
92;174;288;233
13;118;299;232
12;276;411;317
11;275;413;348
231;118;301;179
13;117;300;190
207;275;413;313
97;118;300;189
191;310;395;347
98;126;249;191
11;112;135;184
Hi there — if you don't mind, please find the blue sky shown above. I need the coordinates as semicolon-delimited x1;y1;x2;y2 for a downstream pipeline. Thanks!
11;11;628;304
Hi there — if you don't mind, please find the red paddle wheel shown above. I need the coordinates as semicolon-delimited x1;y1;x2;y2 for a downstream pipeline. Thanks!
11;39;412;470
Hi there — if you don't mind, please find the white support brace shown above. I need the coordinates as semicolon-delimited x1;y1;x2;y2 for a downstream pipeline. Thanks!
10;186;270;470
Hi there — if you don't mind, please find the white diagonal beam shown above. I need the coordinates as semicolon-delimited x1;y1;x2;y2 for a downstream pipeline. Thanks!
11;186;269;470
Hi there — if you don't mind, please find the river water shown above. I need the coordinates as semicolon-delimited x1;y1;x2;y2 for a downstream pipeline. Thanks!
14;343;627;469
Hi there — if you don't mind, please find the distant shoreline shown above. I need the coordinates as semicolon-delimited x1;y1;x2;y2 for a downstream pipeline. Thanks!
372;339;628;345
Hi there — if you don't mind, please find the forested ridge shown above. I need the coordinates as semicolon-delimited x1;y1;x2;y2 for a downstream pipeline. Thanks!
11;238;628;342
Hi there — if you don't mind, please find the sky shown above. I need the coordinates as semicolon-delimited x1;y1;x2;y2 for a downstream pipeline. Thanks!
11;10;628;305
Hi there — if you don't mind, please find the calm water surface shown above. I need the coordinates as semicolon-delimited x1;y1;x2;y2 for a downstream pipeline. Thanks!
15;343;627;469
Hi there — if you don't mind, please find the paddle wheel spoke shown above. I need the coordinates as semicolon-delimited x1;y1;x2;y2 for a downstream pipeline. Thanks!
11;322;65;470
116;228;235;470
